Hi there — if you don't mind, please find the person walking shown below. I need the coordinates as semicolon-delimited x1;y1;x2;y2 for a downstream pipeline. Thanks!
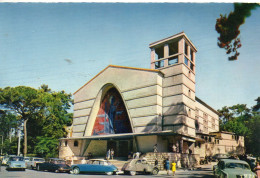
106;149;111;160
164;158;170;175
110;149;114;160
154;158;158;167
255;162;260;178
172;160;176;176
153;144;158;152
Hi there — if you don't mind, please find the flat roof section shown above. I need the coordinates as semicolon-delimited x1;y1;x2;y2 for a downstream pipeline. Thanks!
149;32;197;52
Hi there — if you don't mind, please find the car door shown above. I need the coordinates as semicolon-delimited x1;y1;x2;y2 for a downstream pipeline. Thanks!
82;160;99;173
215;161;224;176
135;160;144;172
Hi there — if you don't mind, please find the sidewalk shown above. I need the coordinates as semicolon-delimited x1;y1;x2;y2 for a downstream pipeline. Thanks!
157;162;216;176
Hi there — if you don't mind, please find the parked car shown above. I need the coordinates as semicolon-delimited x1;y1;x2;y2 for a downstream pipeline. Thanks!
36;158;70;173
6;156;26;171
2;156;10;166
213;159;256;178
121;158;159;176
24;157;30;168
70;159;118;175
212;154;229;161
26;157;45;169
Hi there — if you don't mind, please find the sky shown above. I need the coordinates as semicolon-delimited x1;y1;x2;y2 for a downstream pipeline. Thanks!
0;3;259;111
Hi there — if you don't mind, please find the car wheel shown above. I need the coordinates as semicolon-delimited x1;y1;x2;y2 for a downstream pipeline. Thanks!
130;171;136;176
73;167;80;174
106;172;113;175
151;168;159;175
55;170;59;173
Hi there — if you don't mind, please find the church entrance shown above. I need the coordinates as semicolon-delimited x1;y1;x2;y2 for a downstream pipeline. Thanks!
107;139;133;157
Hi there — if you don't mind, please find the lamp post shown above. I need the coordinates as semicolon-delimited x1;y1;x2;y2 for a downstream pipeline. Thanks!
0;135;3;155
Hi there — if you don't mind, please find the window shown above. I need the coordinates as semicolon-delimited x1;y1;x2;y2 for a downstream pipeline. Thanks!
168;41;178;56
155;46;164;60
185;43;188;55
190;50;194;61
185;57;189;66
168;56;178;65
155;60;164;69
65;141;68;147
190;63;194;71
188;90;191;97
195;120;199;130
74;140;79;147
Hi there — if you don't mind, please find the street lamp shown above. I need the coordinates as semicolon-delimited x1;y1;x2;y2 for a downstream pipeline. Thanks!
0;135;3;155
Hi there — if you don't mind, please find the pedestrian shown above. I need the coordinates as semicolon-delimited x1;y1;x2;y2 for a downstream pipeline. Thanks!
172;160;176;176
172;144;177;153
154;158;158;167
106;149;111;160
255;162;260;178
164;158;170;175
153;144;158;152
110;149;114;160
135;152;140;159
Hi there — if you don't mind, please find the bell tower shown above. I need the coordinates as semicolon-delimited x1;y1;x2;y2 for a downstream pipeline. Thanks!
149;32;197;138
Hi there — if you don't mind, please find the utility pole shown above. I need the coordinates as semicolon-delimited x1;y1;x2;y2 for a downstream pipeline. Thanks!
0;135;3;155
17;129;21;156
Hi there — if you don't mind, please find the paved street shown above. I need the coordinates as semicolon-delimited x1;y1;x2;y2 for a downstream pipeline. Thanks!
0;163;215;178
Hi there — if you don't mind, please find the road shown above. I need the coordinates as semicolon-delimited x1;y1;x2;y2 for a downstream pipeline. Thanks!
0;164;215;178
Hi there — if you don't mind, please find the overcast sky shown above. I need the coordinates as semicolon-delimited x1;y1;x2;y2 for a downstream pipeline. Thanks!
0;3;259;110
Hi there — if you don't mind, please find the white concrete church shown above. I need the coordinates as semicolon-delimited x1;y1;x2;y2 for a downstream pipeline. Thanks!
59;32;244;165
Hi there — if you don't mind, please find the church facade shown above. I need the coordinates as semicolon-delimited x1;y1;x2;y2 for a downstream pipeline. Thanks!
59;32;244;162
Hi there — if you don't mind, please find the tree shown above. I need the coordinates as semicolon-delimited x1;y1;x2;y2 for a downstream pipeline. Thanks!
34;136;59;158
219;98;260;156
252;97;260;112
215;3;259;60
0;85;73;157
0;86;43;156
0;110;18;140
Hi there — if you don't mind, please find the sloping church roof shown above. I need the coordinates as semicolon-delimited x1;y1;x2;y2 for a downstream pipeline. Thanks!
74;65;163;95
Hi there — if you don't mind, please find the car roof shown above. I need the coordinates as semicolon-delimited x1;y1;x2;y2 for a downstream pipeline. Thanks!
89;159;107;161
220;159;249;164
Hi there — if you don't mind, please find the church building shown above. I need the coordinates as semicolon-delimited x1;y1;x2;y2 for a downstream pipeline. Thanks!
59;32;244;164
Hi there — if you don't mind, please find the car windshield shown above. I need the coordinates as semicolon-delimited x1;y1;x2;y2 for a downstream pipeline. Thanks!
9;157;24;161
54;160;66;164
35;158;44;161
225;163;250;170
87;160;111;165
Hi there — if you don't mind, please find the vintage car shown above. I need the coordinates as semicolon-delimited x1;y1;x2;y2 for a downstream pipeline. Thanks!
212;154;229;161
26;157;45;169
70;159;118;175
121;158;159;176
2;156;10;166
213;159;256;178
36;158;70;173
6;156;26;171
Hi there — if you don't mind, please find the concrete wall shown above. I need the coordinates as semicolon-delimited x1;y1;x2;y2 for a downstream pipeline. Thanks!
72;66;163;137
195;100;219;134
59;140;83;159
160;63;196;138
